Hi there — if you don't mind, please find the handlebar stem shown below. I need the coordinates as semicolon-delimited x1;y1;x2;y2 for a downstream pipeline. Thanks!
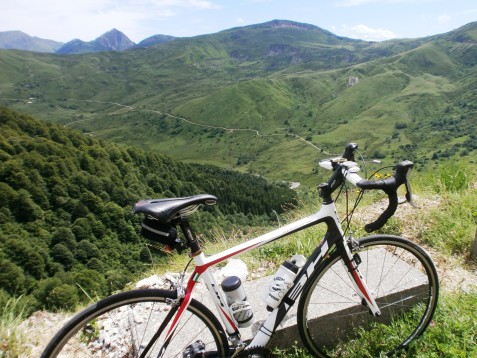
318;183;333;204
319;143;415;233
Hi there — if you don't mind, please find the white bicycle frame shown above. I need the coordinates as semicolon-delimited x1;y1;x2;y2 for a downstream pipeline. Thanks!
163;193;381;352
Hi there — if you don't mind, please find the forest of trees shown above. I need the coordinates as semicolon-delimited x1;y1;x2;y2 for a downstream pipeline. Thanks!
0;106;297;312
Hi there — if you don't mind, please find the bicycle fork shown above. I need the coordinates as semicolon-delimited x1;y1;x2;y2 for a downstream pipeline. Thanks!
246;237;381;351
337;238;381;316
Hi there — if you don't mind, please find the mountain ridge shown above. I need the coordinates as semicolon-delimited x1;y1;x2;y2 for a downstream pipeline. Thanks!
2;19;473;54
0;30;63;52
0;27;175;54
56;28;135;54
241;19;334;32
134;34;176;48
0;19;426;54
0;20;476;184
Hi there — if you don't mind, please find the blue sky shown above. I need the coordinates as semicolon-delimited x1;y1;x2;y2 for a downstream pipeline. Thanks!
1;0;476;43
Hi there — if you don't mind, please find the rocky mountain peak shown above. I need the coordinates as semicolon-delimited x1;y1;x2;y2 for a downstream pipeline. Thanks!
56;28;135;54
96;28;135;51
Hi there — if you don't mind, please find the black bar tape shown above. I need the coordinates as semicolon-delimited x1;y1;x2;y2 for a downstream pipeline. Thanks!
357;177;399;233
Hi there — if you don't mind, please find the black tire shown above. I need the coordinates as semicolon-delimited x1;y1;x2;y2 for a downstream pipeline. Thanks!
298;235;439;357
41;289;229;357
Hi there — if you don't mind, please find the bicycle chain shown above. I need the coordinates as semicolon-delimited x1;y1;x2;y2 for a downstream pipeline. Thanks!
236;346;275;358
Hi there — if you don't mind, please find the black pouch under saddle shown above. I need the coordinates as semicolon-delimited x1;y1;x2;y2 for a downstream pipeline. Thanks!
141;216;181;249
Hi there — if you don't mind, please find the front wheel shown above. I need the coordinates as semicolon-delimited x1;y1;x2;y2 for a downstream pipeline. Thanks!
298;235;439;357
41;289;229;357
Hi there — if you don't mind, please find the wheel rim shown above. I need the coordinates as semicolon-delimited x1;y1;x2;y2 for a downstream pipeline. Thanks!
47;293;226;357
300;237;438;357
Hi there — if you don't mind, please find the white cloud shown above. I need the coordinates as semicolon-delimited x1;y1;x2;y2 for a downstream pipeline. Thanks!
340;24;397;41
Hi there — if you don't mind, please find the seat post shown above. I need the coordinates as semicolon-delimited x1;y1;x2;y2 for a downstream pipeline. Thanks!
179;218;202;256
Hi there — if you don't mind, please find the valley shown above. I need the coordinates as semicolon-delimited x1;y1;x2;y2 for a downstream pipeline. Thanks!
0;106;297;314
1;20;476;186
1;19;476;357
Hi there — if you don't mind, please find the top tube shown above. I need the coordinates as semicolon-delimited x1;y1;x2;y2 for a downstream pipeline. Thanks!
197;201;343;272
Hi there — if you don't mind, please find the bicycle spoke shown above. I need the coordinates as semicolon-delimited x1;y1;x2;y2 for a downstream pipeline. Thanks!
377;291;430;311
298;236;438;358
42;290;227;358
313;283;360;305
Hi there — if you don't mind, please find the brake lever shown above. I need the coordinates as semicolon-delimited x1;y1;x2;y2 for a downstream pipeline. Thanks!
404;169;417;208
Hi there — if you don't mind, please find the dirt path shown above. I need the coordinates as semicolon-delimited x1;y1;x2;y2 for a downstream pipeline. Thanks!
61;99;332;154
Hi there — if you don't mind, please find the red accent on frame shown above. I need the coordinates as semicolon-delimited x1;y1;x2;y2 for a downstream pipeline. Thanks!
196;241;260;274
219;306;238;330
164;240;259;340
350;263;372;303
164;274;196;340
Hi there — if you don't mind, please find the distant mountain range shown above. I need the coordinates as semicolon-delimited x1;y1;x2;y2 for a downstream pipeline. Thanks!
0;28;176;54
56;29;135;54
0;19;476;184
0;30;63;52
0;19;354;55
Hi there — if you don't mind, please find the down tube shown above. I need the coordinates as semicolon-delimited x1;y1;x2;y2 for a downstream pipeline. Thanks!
248;216;344;348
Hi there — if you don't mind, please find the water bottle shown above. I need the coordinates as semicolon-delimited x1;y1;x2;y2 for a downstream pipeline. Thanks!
263;255;306;310
221;276;254;327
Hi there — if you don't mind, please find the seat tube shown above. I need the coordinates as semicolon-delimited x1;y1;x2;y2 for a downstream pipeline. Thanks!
193;253;240;336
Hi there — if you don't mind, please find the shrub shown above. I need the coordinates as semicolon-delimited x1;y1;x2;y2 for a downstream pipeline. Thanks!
435;162;469;193
47;284;79;311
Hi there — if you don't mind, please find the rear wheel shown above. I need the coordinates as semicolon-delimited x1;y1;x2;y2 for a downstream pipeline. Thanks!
298;235;439;357
41;289;229;357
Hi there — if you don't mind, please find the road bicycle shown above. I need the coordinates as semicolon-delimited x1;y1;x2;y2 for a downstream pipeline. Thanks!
41;143;439;357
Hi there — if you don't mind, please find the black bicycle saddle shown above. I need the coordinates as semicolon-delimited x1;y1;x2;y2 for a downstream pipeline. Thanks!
133;194;218;223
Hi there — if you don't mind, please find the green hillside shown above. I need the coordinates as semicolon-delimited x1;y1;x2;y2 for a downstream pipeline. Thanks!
0;106;296;311
0;20;476;185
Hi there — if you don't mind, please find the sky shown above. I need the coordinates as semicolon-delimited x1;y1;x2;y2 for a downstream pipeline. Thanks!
0;0;476;43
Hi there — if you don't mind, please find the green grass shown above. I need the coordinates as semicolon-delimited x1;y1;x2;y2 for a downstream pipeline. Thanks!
413;161;477;257
2;24;477;184
275;290;477;358
407;290;477;358
0;296;29;357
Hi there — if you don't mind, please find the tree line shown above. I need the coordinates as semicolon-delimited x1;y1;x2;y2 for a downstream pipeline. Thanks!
0;106;296;313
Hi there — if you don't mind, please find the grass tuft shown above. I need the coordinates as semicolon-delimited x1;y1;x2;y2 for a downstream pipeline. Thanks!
0;296;29;357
